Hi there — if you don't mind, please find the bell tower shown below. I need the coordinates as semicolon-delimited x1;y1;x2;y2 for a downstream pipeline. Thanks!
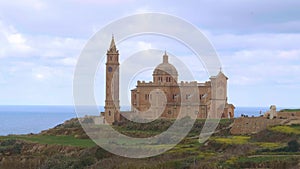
104;35;120;124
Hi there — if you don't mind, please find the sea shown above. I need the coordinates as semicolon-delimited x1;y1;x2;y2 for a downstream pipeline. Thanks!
0;105;284;136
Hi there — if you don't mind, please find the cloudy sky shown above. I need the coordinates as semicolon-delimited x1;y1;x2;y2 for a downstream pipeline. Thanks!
0;0;300;107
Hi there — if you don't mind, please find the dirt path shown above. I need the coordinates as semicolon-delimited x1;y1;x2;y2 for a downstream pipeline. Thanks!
248;154;300;158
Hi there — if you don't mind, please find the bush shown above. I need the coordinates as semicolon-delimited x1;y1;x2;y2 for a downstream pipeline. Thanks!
81;117;94;124
286;140;299;152
0;139;17;146
40;155;74;169
73;156;95;168
0;139;23;154
272;140;300;152
95;147;111;159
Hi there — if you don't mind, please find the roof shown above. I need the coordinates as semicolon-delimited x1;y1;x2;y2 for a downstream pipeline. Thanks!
108;35;117;52
210;71;228;80
153;52;178;77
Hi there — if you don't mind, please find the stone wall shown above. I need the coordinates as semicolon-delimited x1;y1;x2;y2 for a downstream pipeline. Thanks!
278;111;300;119
230;117;284;135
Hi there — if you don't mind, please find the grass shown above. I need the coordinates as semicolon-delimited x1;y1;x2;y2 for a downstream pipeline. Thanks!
225;156;238;165
255;142;283;149
270;125;300;135
1;118;300;169
237;155;294;163
113;126;161;137
280;109;300;112
225;155;300;168
0;135;96;148
211;136;250;144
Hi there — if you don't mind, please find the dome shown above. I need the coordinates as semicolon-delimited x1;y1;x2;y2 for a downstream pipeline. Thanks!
153;52;178;77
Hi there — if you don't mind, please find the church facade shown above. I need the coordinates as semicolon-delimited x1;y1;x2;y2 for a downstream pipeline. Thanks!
104;37;234;124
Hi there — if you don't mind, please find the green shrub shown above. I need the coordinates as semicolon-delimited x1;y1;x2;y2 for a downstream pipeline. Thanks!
73;156;95;168
95;147;111;159
0;139;17;146
0;139;23;154
274;140;300;152
270;125;300;135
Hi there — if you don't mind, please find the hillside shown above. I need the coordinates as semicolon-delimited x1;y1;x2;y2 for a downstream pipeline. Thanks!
0;118;300;169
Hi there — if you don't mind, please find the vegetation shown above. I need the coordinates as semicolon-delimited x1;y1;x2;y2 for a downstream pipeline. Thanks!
211;136;250;144
280;108;300;112
272;140;300;152
0;118;299;169
0;135;96;148
115;118;233;137
0;139;23;155
270;125;300;135
232;156;299;169
255;142;283;149
41;154;96;169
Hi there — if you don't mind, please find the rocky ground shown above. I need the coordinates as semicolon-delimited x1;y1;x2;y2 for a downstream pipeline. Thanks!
0;118;300;169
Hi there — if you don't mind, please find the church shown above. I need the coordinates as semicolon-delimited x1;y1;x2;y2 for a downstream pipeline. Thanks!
104;36;235;124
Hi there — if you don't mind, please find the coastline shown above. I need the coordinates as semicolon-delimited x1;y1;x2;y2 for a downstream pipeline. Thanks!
0;105;291;136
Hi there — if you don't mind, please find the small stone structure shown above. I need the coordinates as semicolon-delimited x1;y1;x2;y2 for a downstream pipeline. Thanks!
230;105;300;135
230;117;284;135
270;105;277;119
277;111;300;119
264;105;278;119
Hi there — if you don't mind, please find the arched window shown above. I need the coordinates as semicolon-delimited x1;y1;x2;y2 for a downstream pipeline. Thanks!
158;77;162;82
145;94;150;100
109;111;111;116
166;77;171;82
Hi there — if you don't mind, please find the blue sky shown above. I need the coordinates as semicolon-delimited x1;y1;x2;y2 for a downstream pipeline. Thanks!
0;0;300;107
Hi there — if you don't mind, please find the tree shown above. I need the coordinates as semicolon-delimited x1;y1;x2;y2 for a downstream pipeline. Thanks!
287;140;299;152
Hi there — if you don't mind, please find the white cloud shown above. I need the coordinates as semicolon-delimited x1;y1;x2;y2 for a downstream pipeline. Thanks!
229;75;263;86
74;0;135;5
222;49;300;65
7;33;32;53
0;0;47;11
34;36;85;58
58;57;78;66
35;73;45;79
32;65;66;79
7;33;26;44
134;7;151;14
203;31;300;88
137;41;152;50
277;50;300;60
39;66;56;79
220;48;300;87
118;40;154;62
0;73;6;84
0;19;85;60
206;32;300;51
0;20;33;58
1;0;300;106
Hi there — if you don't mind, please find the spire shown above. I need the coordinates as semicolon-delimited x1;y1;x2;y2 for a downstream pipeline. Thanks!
163;50;168;63
109;34;117;51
